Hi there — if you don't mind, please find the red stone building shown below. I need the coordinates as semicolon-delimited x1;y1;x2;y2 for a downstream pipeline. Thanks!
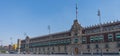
20;19;120;55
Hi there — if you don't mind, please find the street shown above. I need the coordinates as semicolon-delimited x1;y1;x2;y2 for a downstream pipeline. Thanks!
0;54;120;56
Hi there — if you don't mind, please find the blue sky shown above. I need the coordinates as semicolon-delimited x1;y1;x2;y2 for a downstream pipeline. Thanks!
0;0;120;46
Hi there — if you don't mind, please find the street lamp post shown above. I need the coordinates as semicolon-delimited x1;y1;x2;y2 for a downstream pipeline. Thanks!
10;37;13;46
10;37;13;51
98;9;103;56
48;25;51;55
91;49;93;56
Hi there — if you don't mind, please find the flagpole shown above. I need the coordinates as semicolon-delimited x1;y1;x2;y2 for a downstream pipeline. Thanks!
71;0;79;55
76;3;78;19
76;0;78;20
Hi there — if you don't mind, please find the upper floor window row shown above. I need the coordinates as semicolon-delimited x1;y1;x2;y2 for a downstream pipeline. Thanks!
90;35;104;43
84;24;120;34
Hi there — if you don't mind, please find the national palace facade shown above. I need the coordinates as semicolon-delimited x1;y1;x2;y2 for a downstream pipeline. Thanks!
20;19;120;55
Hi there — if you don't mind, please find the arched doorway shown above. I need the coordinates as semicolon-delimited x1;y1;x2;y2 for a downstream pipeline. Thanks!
74;47;78;54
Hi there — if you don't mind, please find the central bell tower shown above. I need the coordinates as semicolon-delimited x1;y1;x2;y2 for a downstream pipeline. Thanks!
69;0;83;55
71;19;82;44
70;19;83;55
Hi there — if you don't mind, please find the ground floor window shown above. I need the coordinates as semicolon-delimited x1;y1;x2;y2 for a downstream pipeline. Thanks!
64;45;67;52
87;45;90;49
105;44;109;48
88;50;90;52
58;46;60;52
117;43;120;47
106;49;109;52
96;49;99;52
95;44;99;48
52;46;54;52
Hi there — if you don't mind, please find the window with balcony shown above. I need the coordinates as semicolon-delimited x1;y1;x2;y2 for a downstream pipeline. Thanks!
94;36;99;43
74;38;79;43
99;35;104;42
82;37;86;44
90;35;104;43
116;33;120;41
90;37;94;43
108;34;113;42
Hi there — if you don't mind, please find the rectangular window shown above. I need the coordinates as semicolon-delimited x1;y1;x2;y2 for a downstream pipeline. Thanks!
82;37;86;44
95;44;99;48
105;44;109;48
99;35;104;42
90;37;94;43
116;33;120;41
90;35;104;43
30;48;32;52
108;34;113;42
39;48;41;52
87;45;90;49
43;48;45;51
117;43;120;47
52;47;54;52
64;45;67;52
94;36;99;43
58;46;60;52
74;38;78;43
47;47;49;51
